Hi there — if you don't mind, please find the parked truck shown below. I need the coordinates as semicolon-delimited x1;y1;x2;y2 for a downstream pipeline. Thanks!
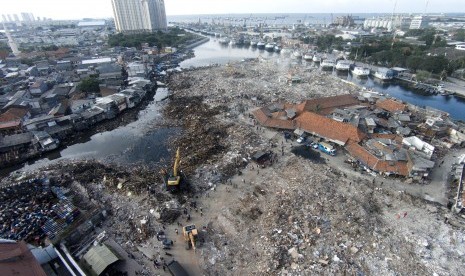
318;142;336;156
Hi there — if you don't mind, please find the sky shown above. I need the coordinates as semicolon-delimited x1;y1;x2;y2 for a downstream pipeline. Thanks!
0;0;464;20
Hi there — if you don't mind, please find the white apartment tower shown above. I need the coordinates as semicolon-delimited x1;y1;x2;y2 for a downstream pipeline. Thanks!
111;0;167;33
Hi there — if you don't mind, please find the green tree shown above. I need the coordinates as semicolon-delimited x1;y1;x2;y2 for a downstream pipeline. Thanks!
454;29;465;42
406;56;423;72
78;77;100;93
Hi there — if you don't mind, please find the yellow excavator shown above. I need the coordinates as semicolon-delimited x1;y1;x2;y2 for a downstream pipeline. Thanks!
164;147;183;191
182;224;198;251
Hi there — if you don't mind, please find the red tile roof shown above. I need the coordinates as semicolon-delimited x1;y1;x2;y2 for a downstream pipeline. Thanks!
376;99;406;113
0;107;28;124
0;241;46;276
296;94;359;115
346;142;408;176
294;112;366;145
253;108;295;130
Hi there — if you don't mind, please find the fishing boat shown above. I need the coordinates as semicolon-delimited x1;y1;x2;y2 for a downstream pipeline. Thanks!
352;66;370;77
257;41;266;49
312;54;321;63
321;59;335;70
265;43;275;52
335;60;351;71
303;52;314;61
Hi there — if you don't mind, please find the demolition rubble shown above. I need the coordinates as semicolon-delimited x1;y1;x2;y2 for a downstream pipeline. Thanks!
1;59;465;275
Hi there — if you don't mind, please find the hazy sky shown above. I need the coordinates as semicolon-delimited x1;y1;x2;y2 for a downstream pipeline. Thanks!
1;0;464;20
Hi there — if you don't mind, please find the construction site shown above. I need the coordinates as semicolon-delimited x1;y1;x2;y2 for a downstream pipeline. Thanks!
2;58;465;275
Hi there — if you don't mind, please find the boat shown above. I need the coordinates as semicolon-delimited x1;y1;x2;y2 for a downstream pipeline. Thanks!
312;54;321;63
373;70;393;81
303;52;314;61
274;44;281;53
218;37;230;45
280;48;293;56
243;39;251;46
292;50;302;59
321;59;335;70
229;39;237;46
257;41;266;49
352;66;370;77
335;60;351;71
265;43;275;52
250;40;258;47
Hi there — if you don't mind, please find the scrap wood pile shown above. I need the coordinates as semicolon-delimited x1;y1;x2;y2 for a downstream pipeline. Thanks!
163;95;230;176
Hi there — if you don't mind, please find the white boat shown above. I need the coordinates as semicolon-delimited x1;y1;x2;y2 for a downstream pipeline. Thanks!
321;59;335;69
229;39;237;46
352;66;370;77
274;45;281;52
303;52;314;61
218;37;230;45
292;50;302;59
257;41;266;49
265;43;275;51
280;48;293;56
312;55;321;63
373;70;393;81
250;40;258;47
335;60;351;71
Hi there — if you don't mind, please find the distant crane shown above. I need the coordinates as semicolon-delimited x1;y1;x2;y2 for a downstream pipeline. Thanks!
424;0;430;14
390;0;398;49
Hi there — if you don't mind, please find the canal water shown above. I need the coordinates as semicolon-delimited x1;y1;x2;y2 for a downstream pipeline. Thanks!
3;38;465;175
182;38;465;121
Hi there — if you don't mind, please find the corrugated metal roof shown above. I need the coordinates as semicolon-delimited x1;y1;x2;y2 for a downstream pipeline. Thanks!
83;244;120;275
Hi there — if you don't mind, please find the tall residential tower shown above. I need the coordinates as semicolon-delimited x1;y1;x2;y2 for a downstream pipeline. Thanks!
111;0;167;33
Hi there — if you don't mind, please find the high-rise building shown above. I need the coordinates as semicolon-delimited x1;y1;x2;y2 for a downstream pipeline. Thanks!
111;0;167;33
409;16;430;30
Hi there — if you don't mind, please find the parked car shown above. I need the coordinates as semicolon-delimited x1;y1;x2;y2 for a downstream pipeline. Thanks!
296;136;306;143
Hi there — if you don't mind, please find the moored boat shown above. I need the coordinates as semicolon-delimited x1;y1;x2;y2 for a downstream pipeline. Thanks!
321;59;335;70
335;60;351;71
265;43;275;52
257;41;266;49
352;66;370;77
303;52;314;61
373;69;394;81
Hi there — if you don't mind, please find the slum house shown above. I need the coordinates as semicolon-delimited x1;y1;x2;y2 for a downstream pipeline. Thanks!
30;80;49;96
35;61;51;76
43;115;75;140
107;94;127;113
78;106;106;128
70;99;94;114
32;131;59;152
0;133;34;164
97;63;123;86
94;97;119;119
0;106;30;135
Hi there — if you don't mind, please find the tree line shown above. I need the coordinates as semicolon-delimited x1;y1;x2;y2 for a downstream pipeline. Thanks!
107;27;197;49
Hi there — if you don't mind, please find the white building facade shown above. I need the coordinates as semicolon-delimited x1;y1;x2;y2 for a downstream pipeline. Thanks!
111;0;167;33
